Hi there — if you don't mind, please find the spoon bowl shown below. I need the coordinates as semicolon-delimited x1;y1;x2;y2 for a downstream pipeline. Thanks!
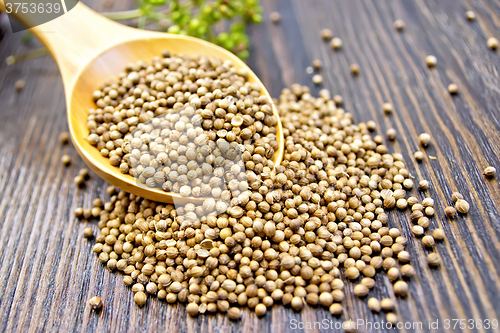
4;2;283;204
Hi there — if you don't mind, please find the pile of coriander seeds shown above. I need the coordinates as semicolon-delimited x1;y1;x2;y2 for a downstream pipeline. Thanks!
85;74;447;322
86;51;279;200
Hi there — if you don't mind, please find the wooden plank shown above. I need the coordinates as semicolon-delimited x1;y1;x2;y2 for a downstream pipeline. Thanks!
0;0;499;332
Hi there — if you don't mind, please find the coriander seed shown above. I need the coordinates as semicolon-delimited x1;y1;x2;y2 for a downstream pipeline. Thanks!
83;227;93;238
331;37;342;50
89;296;102;310
74;175;85;188
15;80;25;90
448;83;458;95
333;95;343;105
455;199;470;214
59;132;70;145
61;155;71;167
452;192;464;202
312;74;323;85
312;59;322;70
386;313;398;325
432;229;446;240
484;166;496;178
393;281;408;297
445;206;456;218
134;291;147;307
419;133;431;147
380;298;394;311
401;264;415;278
228;307;241;320
425;55;437;68
186;303;199;316
75;207;83;218
350;63;360;75
367;297;381;312
270;12;281;23
393;19;405;31
255;303;267;316
386;128;397;141
487;37;499;50
354;284;369;297
320;28;333;40
422;235;435;247
329;303;343;316
414;151;424;162
418;180;429;190
382;103;393;114
427;253;441;267
466;11;476;21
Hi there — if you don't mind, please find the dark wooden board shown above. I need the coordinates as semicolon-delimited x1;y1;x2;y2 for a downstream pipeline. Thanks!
0;0;499;332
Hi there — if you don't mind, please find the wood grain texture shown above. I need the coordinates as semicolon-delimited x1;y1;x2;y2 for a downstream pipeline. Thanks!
0;0;499;332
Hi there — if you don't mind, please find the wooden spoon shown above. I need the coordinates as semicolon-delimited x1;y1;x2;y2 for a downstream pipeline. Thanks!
3;2;283;204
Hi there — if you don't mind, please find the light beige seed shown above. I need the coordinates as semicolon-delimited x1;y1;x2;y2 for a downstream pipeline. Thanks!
228;307;241;320
419;133;431;147
83;227;93;238
89;296;102;310
382;103;393;114
445;206;456;218
59;132;70;145
414;151;424;162
401;264;415;278
354;284;369;297
427;253;441;266
484;166;496;178
61;155;71;166
134;291;147;307
448;83;458;95
466;11;476;21
386;312;398;325
312;74;323;85
367;297;381;312
380;298;394;311
386;128;397;141
331;37;342;50
432;228;446;240
393;19;405;31
422;235;435;247
425;55;437;68
455;199;470;214
350;63;360;76
255;303;267;316
393;280;409;297
487;37;499;50
418;180;429;190
320;28;333;40
270;11;281;23
186;303;199;316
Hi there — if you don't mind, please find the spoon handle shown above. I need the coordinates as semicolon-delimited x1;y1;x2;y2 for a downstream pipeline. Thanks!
1;1;143;87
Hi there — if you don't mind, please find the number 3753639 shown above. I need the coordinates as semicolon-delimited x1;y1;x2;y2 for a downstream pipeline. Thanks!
5;2;61;14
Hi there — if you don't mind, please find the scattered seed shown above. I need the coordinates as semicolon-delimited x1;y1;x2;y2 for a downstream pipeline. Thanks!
452;192;464;202
312;74;323;85
432;229;446;241
255;303;267;316
59;132;70;145
386;128;397;141
83;227;93;238
74;175;85;188
329;303;343;316
448;83;458;95
61;154;71;167
15;80;25;90
382;103;393;114
89;296;102;310
306;66;314;74
380;298;394;311
350;63;360;75
487;37;499;50
367;298;381;312
422;235;435;248
427;253;441;266
394;19;405;31
445;206;456;218
425;55;437;68
466;11;476;21
418;180;429;190
393;281;409;297
386;312;398;325
484;166;496;178
312;59;322;70
419;133;431;147
455;199;470;214
330;37;342;50
320;28;333;40
270;12;281;23
186;303;199;316
401;264;415;278
333;95;343;105
354;284;369;297
79;168;90;180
